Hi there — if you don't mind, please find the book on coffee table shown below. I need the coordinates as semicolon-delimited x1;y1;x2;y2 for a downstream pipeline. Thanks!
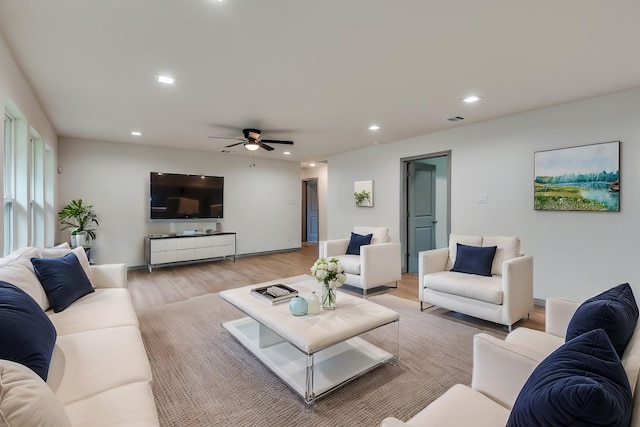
251;284;298;305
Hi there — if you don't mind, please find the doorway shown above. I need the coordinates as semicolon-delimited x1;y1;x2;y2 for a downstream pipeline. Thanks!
402;152;451;274
302;178;319;242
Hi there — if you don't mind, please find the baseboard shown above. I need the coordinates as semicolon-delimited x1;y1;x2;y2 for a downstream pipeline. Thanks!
534;298;546;307
127;246;303;270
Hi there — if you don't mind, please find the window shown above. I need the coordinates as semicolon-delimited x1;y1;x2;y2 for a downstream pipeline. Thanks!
30;134;45;246
3;113;15;255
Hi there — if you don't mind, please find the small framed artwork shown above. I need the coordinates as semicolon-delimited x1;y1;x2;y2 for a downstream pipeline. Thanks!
354;180;373;207
534;141;620;211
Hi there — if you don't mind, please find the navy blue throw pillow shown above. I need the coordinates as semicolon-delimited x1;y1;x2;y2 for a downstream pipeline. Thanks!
566;283;638;358
0;281;57;381
507;329;632;427
31;252;94;313
345;232;373;255
450;243;497;277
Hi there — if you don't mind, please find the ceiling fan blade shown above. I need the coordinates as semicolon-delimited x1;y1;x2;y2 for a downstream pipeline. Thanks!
224;141;246;148
259;142;275;151
208;136;245;141
260;139;294;145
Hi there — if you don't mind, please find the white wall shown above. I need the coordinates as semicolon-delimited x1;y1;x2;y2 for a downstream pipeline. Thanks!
0;34;58;248
327;88;640;302
58;137;302;267
301;163;328;241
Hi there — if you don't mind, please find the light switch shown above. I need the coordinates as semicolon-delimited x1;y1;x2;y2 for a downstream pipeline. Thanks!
478;193;489;204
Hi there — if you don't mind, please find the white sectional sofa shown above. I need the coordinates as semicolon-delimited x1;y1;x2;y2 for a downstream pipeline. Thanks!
419;234;533;331
0;245;159;426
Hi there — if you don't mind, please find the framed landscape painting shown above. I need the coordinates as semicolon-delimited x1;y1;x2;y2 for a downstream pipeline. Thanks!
534;141;620;211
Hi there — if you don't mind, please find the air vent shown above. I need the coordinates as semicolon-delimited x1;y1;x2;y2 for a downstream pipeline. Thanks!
447;116;466;122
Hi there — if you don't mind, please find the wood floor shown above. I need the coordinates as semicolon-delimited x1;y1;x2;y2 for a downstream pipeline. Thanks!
128;242;544;331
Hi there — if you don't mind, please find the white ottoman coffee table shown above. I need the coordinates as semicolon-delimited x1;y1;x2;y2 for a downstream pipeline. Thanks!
220;275;400;410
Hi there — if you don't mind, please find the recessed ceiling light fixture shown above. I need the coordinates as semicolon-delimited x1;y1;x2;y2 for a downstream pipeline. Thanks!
309;163;316;167
157;75;176;85
283;151;292;155
368;124;381;131
462;95;482;103
130;131;143;136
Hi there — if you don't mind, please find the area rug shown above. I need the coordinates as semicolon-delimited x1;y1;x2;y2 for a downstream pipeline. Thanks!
138;292;504;427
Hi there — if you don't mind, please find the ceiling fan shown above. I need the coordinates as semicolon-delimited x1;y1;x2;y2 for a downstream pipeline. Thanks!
208;128;294;152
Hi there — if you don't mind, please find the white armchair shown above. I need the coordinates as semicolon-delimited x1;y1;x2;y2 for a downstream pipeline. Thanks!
382;292;640;426
380;332;541;427
419;234;533;331
319;226;401;298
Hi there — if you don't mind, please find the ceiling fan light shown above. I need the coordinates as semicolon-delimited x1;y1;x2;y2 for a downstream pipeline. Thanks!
245;141;260;151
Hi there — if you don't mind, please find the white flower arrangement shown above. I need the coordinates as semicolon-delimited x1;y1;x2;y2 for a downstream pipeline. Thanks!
310;257;346;289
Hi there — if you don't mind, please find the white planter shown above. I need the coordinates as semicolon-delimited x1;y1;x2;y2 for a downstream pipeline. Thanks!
71;231;88;247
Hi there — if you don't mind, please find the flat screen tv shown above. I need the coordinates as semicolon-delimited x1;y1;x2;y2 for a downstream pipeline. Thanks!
150;172;224;219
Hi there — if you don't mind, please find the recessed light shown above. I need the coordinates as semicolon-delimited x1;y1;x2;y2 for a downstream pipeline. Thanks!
131;131;143;136
283;151;292;155
309;163;316;167
368;125;380;131
157;75;176;85
462;95;482;103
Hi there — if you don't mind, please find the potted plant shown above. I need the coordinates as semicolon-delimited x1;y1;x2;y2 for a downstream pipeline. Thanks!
58;199;99;247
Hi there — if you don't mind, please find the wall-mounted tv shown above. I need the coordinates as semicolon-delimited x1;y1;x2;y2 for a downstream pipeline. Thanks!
150;172;224;220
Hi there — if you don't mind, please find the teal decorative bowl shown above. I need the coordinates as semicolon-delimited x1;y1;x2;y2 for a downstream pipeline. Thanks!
289;296;308;316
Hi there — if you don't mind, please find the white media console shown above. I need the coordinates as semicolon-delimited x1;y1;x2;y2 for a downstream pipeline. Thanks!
144;232;236;272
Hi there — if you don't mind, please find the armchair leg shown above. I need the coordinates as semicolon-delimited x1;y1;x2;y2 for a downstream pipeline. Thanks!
420;302;434;311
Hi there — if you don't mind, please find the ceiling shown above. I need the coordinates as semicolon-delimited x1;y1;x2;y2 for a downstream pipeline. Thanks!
1;1;640;166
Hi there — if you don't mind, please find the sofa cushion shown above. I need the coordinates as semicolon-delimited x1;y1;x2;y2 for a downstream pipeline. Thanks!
0;359;72;427
0;247;50;311
0;281;57;381
47;289;139;335
395;383;510;427
483;235;520;276
450;243;496;277
446;234;483;270
424;271;503;305
566;283;638;358
31;252;95;313
507;329;632;427
47;325;152;405
334;255;360;275
63;382;159;427
345;232;373;255
353;226;388;245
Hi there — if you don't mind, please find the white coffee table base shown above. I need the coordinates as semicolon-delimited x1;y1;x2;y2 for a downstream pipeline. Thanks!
223;316;398;409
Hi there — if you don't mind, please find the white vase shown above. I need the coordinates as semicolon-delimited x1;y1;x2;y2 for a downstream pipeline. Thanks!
307;292;320;315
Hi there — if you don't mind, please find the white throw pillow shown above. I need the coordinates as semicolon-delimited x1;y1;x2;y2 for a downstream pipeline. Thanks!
353;226;389;245
0;248;50;311
483;235;520;276
0;359;72;427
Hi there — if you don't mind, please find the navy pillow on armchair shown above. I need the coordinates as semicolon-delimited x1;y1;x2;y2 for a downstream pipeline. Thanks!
345;232;373;255
450;243;497;277
566;283;638;357
507;328;632;427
